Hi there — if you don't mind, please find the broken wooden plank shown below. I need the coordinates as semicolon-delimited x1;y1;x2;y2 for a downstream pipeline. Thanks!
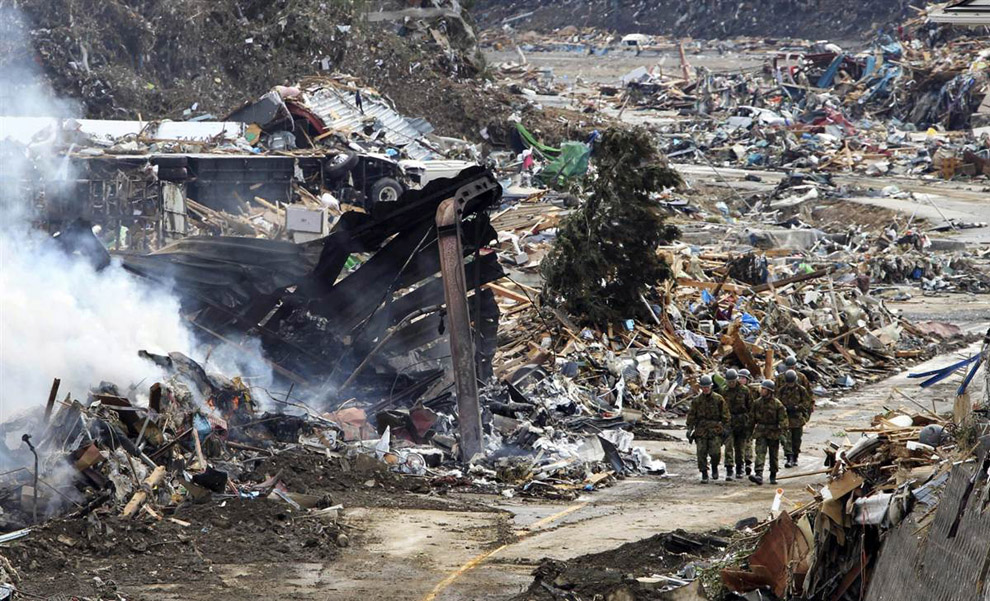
122;465;166;519
676;277;746;294
750;267;834;294
724;323;762;376
485;283;531;304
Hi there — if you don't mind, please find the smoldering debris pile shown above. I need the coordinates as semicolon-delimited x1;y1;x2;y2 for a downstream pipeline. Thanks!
0;350;438;598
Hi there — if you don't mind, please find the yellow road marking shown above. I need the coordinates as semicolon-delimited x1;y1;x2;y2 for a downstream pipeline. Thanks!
525;503;587;531
420;543;510;601
419;502;588;601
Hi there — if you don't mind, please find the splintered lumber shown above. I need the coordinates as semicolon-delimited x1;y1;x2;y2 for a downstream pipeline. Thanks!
486;283;531;304
676;278;746;294
724;323;762;375
122;465;166;518
811;326;866;353
750;267;833;294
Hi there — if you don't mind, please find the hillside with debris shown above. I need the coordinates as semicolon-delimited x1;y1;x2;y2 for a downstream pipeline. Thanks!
2;0;503;138
473;0;925;40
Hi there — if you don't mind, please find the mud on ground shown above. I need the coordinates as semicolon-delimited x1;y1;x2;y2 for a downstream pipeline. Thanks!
8;500;341;600
248;449;497;512
511;529;733;601
4;449;502;600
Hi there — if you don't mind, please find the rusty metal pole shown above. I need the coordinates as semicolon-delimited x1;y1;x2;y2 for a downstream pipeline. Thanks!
436;197;483;462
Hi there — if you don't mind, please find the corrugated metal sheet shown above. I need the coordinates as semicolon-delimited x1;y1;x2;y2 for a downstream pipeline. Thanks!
303;86;435;161
866;463;990;601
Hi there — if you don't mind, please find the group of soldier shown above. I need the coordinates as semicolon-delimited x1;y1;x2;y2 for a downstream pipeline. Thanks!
685;356;815;485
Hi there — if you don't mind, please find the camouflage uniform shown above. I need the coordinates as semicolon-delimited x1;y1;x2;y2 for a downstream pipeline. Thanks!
749;392;787;476
722;383;754;472
775;368;811;393
777;382;814;459
686;391;730;474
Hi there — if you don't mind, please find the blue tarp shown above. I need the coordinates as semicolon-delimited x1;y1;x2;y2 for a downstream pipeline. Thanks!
817;54;846;88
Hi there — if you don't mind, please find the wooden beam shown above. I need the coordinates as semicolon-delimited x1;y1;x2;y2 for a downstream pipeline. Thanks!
750;267;834;294
122;465;166;519
676;278;746;294
485;283;531;304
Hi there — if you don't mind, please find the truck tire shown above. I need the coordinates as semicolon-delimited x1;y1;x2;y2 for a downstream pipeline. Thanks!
324;151;359;178
370;177;403;204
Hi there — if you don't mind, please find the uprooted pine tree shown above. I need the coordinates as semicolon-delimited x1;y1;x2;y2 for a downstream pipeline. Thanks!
542;126;682;325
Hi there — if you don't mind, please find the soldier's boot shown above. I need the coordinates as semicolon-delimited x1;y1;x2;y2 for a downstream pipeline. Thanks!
784;455;794;468
700;471;709;483
769;472;778;485
792;453;799;466
748;471;763;485
744;461;752;475
712;467;719;481
735;466;745;479
724;466;734;481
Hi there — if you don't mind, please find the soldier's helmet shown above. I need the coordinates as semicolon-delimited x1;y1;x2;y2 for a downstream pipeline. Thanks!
761;379;775;390
785;369;798;383
739;369;751;380
700;375;713;387
785;355;798;367
725;369;738;381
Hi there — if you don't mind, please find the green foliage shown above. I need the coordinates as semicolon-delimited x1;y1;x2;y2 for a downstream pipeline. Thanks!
542;127;682;325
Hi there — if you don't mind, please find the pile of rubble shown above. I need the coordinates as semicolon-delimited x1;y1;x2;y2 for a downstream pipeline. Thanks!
718;395;990;601
483;9;990;182
492;191;973;405
507;337;990;601
1;74;487;251
648;16;990;177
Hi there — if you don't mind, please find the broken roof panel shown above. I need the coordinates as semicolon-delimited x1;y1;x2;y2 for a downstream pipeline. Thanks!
300;84;435;160
930;0;990;24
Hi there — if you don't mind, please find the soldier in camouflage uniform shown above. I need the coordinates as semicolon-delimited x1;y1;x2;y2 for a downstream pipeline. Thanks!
686;375;730;483
778;370;814;468
722;369;754;480
738;369;757;474
775;355;811;392
748;380;787;485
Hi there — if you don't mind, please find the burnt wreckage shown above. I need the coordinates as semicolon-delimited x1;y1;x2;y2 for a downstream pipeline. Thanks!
116;167;503;448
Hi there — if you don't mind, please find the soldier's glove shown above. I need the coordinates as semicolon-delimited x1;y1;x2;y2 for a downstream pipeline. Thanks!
686;430;695;443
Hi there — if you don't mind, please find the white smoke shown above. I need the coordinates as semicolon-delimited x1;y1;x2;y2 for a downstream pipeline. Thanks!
0;7;272;421
0;231;196;417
